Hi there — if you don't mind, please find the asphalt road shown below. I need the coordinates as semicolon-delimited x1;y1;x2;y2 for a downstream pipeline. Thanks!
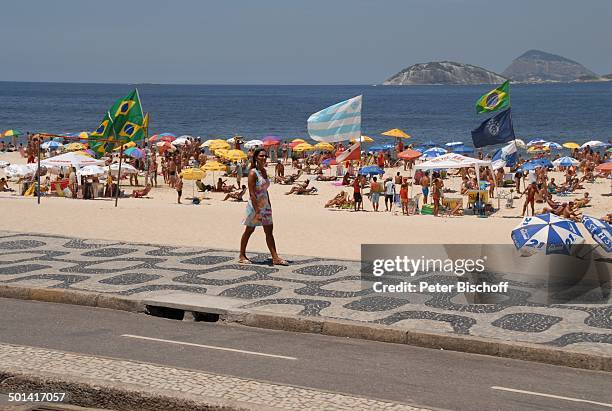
0;298;610;411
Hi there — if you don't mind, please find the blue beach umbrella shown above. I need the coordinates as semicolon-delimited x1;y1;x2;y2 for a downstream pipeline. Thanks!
422;147;447;159
544;142;562;149
526;139;547;147
452;146;474;154
552;156;579;167
382;143;395;150
519;158;554;171
41;141;63;150
581;215;612;253
369;145;385;151
358;165;384;175
422;140;437;147
511;213;584;256
445;141;464;147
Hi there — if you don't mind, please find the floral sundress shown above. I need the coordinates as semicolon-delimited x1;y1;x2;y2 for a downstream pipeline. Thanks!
244;169;273;227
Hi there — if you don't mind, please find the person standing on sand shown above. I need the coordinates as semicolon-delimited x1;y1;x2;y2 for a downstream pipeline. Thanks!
239;148;287;266
176;175;183;204
421;171;430;204
370;176;381;211
384;177;395;212
432;178;443;216
353;175;363;211
522;182;538;216
400;183;409;215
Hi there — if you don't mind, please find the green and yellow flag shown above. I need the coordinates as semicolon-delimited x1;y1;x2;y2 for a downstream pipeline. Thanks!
476;80;510;114
88;111;114;156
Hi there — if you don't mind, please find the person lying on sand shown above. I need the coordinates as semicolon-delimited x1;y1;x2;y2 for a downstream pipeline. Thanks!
223;185;247;201
325;191;347;208
0;178;13;192
315;175;338;181
574;192;591;208
215;177;235;193
285;179;317;195
603;213;612;224
274;170;303;185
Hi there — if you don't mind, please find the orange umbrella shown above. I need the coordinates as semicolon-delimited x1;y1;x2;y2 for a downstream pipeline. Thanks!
398;149;422;160
595;162;612;172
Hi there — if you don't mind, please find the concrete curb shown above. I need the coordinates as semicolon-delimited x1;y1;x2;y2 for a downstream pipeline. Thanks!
1;285;610;372
0;370;254;411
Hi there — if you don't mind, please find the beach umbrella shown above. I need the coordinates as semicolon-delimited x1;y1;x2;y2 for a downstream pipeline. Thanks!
79;165;106;177
41;141;63;150
381;128;411;139
180;167;206;180
72;150;93;157
581;140;605;148
214;148;229;158
358;165;384;175
398;149;422;160
607;147;612;153
350;135;374;143
292;138;306;143
262;135;280;143
109;163;138;176
552;156;579;167
527;146;550;153
511;213;584;256
452;146;474;154
41;152;104;169
368;145;385;152
526;139;547;147
263;139;280;147
64;142;87;151
322;158;338;166
293;142;314;152
148;134;160;143
422;147;447;159
595;162;612;172
314;142;334;151
200;161;226;172
172;137;189;146
581;215;611;253
69;131;90;142
5;164;36;178
209;140;230;151
445;141;464;147
2;130;22;138
513;139;526;148
160;135;176;143
200;139;220;148
562;142;580;149
156;141;176;152
113;141;136;151
0;160;10;168
544;142;562;149
124;147;146;159
422;140;437;147
519;158;553;171
224;149;247;162
381;143;395;150
244;140;263;149
289;141;303;149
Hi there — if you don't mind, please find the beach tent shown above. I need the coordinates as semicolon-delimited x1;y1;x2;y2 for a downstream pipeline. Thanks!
41;152;105;169
415;153;492;186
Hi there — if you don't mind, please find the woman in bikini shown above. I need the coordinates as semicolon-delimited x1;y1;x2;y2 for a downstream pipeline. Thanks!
239;148;287;266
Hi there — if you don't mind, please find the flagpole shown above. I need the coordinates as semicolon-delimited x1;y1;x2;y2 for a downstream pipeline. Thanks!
37;134;41;205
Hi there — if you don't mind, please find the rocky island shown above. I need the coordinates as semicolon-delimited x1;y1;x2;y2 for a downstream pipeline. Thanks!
382;61;506;85
502;49;600;83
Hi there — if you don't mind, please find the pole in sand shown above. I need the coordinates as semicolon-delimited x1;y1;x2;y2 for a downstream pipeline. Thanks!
36;133;41;205
115;144;124;208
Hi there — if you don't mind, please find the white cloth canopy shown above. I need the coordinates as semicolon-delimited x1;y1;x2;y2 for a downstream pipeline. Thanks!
108;163;138;175
79;165;107;176
4;164;36;178
414;153;491;170
41;152;105;169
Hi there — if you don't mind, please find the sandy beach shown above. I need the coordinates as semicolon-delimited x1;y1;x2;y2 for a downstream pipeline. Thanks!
1;150;609;260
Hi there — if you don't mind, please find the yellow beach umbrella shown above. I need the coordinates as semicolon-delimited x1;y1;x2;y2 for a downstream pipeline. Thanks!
201;161;227;172
65;142;87;151
224;149;247;161
293;142;314;152
209;140;230;151
292;138;306;143
562;142;580;149
314;142;334;151
113;141;136;151
180;168;206;180
214;148;229;158
350;135;374;143
72;150;93;157
381;128;411;139
527;146;550;153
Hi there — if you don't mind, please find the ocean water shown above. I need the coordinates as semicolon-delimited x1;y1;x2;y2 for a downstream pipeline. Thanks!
1;81;611;149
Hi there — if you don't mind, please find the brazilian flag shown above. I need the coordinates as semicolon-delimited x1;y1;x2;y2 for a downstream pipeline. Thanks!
109;89;145;143
476;80;510;114
88;111;114;156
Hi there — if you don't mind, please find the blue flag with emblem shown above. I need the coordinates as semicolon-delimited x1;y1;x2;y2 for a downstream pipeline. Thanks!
471;108;516;148
308;95;362;143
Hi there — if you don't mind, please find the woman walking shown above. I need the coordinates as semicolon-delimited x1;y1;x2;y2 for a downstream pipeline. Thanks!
239;148;287;265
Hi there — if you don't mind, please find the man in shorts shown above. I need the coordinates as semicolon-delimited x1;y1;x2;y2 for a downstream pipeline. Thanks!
353;175;363;211
384;177;395;212
420;171;430;204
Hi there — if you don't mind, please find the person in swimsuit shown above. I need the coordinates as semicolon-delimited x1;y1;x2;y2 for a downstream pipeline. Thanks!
522;182;538;216
370;176;381;212
421;171;430;204
239;148;287;266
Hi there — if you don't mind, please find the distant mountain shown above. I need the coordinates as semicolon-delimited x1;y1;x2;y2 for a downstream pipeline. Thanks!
502;50;598;83
382;61;506;85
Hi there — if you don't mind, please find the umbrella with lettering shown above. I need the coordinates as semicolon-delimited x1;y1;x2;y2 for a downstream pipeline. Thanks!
511;213;584;256
581;215;611;253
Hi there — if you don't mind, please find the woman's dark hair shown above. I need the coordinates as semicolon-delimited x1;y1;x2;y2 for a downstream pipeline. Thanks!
250;148;266;169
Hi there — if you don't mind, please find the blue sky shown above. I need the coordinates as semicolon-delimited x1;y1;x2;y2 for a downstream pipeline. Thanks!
2;0;611;84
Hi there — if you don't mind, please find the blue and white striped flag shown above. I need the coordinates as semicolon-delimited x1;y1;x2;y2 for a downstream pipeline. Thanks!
307;95;362;143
